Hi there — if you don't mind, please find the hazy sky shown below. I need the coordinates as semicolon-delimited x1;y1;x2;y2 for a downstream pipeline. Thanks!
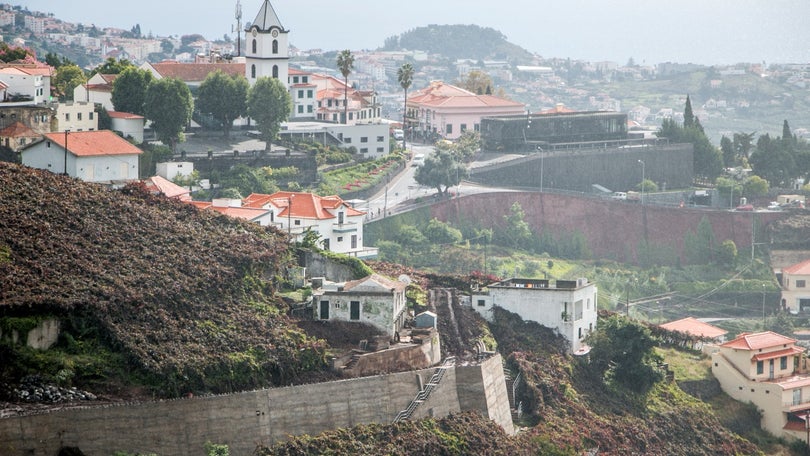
14;0;810;65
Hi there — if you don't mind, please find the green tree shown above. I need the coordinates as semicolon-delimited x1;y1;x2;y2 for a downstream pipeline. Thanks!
247;76;291;151
414;149;466;196
424;218;462;245
336;50;354;124
750;133;796;187
587;314;663;393
397;62;414;149
394;224;426;247
218;164;280;196
742;175;769;198
683;94;695;129
733;131;756;161
720;135;734;167
53;64;86;101
768;311;794;337
96;105;112;130
716;239;738;266
453;130;481;162
90;57;135;76
204;441;229;456
499;202;533;248
197;70;248;138
657;117;722;180
144;77;193;152
637;179;658;193
684;216;716;264
715;176;742;207
111;67;153;115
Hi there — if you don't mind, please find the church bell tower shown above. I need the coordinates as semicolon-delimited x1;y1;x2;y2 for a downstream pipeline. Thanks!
245;0;289;88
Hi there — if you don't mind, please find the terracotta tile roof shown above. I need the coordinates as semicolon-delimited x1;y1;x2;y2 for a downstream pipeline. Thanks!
784;259;810;275
143;176;191;201
243;191;365;219
721;331;797;350
108;111;144;119
209;206;270;222
0;121;39;138
40;130;143;157
85;83;113;92
100;74;119;84
408;80;523;110
659;317;728;339
150;62;244;82
751;346;805;362
343;273;406;293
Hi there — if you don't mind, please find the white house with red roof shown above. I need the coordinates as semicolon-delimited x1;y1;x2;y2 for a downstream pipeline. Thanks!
73;73;117;111
781;259;810;314
405;81;525;140
312;273;408;338
143;175;191;202
712;331;810;439
659;317;728;344
0;65;52;105
242;191;377;258
108;111;145;143
190;199;277;226
20;130;141;182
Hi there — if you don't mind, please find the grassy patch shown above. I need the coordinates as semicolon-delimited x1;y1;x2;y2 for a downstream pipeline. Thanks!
657;347;712;382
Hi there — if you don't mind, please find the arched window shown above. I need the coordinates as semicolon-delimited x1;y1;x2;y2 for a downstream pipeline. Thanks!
251;64;256;78
272;65;278;78
251;39;257;54
272;39;278;54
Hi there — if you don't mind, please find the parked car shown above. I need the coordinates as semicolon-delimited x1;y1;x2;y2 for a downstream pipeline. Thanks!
735;204;754;211
393;129;404;140
412;153;425;167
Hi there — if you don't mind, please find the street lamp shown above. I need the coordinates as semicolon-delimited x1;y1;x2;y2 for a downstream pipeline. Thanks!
638;159;645;205
287;195;294;237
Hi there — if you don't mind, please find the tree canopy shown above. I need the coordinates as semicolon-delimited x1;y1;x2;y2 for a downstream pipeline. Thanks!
414;149;467;196
91;57;135;76
247;76;292;151
196;70;249;137
588;314;663;393
111;67;154;116
53;64;86;102
336;50;354;124
144;77;193;151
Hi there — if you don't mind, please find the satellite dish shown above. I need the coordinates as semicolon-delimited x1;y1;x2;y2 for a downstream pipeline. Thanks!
398;275;412;285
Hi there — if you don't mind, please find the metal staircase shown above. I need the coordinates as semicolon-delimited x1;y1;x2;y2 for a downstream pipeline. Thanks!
392;357;456;423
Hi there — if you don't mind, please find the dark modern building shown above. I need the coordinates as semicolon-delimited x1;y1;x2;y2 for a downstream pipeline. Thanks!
481;111;628;152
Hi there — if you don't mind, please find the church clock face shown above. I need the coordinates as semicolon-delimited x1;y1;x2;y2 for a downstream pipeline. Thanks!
251;28;257;37
271;29;279;37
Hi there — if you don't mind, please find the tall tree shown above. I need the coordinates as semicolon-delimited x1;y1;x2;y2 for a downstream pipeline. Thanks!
720;135;734;167
683;94;694;128
397;63;414;150
336;50;354;124
733;131;756;161
53;64;86;101
657;98;722;180
144;77;193;152
196;71;248;138
247;76;291;151
111;67;153;115
587;314;663;393
90;57;135;76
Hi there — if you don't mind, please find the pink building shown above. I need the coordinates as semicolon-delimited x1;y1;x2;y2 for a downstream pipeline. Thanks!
405;81;525;140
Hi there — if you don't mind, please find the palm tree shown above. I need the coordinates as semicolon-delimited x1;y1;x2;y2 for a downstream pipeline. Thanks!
397;63;414;150
336;49;354;124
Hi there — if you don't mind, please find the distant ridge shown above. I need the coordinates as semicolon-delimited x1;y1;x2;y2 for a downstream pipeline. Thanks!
381;24;535;62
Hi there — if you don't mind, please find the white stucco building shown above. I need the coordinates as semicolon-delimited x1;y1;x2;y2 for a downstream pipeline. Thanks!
781;259;810;313
312;274;408;338
55;101;98;132
73;73;116;111
20;130;141;182
712;331;810;441
471;278;597;353
245;0;289;87
280;121;391;159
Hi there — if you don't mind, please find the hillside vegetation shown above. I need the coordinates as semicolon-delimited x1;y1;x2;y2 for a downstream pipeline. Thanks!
0;163;326;396
381;24;534;62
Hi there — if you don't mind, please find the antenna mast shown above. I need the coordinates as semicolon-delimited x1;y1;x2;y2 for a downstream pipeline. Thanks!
235;0;242;56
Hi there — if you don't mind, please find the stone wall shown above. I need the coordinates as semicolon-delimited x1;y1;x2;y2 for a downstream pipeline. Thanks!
0;354;511;456
299;250;360;282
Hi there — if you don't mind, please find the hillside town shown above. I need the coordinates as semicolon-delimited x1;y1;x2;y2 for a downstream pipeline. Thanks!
2;0;810;455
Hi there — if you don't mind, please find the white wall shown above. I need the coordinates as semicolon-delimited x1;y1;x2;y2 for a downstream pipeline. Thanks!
22;142;139;182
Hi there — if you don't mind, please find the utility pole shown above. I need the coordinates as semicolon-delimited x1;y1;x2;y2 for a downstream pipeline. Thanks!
63;130;69;175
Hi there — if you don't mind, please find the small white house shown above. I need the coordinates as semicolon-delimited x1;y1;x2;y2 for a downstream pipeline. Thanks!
781;259;810;313
312;274;408;338
20;130;141;182
108;111;145;143
73;73;117;111
471;277;598;353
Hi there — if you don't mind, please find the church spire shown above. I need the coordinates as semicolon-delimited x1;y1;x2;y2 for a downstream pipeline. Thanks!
249;0;287;32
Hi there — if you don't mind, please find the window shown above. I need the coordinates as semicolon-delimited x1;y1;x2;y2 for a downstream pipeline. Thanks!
349;113;353;120
89;112;94;120
781;356;788;370
297;105;303;113
460;123;467;132
65;113;70;121
794;388;802;405
251;64;256;78
360;148;368;153
474;123;480;132
477;299;486;307
350;301;360;320
376;147;384;153
293;76;299;83
345;137;352;143
319;301;329;319
302;76;308;83
307;90;313;98
272;65;278;78
251;39;256;54
756;360;763;375
307;105;313;113
377;136;384;142
337;236;343;242
446;124;452;134
272;39;278;54
798;280;807;288
298;90;304;98
360;137;368;143
351;235;357;249
77;113;82;121
294;220;301;226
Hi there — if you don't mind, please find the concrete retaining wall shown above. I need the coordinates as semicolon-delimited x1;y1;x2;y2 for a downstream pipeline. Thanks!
0;354;511;456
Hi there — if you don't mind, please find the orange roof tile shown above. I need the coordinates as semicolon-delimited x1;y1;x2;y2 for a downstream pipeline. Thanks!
108;111;144;119
344;273;406;293
408;80;523;110
143;176;191;200
209;206;270;221
243;191;364;219
721;331;797;350
150;62;244;82
0;121;39;138
659;317;728;339
784;259;810;275
41;130;142;157
752;346;805;362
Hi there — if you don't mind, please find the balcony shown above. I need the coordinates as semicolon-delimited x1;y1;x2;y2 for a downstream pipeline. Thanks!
332;221;358;233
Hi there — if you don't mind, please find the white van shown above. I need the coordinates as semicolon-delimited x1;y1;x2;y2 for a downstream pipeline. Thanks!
393;129;404;140
412;153;425;167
